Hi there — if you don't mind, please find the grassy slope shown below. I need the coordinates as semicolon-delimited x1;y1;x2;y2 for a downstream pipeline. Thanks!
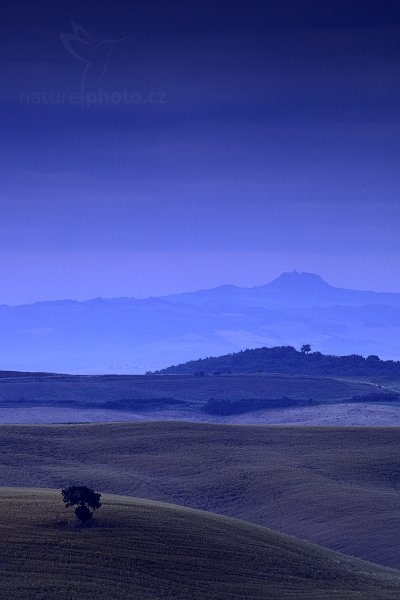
0;373;379;408
1;488;400;600
1;422;400;569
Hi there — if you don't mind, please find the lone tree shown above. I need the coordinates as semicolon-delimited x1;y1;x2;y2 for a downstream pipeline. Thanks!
301;344;312;354
61;486;102;523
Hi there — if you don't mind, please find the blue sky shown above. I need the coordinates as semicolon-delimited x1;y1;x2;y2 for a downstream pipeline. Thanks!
0;0;399;303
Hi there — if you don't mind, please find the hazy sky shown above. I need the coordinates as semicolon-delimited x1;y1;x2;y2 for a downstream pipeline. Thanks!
1;0;399;304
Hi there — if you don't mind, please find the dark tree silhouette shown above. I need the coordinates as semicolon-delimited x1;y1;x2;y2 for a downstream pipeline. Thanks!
301;344;312;354
61;486;102;523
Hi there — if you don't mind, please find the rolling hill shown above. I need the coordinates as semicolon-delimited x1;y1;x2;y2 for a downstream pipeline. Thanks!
1;487;400;600
0;371;380;408
0;271;399;373
2;422;400;569
1;370;397;425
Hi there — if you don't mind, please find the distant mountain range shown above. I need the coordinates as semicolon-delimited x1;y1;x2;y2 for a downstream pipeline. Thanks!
1;271;399;373
163;271;400;309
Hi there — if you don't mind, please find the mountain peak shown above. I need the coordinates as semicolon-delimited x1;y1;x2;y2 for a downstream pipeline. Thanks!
267;271;331;290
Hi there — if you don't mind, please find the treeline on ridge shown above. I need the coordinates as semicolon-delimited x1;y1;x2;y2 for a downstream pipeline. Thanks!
202;392;400;416
156;346;400;378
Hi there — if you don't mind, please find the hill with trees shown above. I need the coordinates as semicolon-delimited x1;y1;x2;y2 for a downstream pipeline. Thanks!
156;345;400;380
